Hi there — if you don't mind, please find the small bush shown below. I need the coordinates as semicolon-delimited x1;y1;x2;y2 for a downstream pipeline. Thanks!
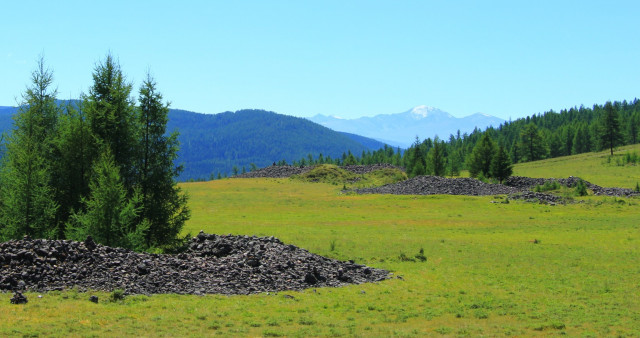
398;252;415;262
534;180;561;192
414;248;427;262
635;182;640;193
575;179;588;196
109;289;126;302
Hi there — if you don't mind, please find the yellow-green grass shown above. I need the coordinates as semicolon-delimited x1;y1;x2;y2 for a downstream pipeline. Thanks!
513;143;640;189
2;177;639;337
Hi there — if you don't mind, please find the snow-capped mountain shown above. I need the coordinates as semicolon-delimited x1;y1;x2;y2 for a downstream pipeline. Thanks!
308;106;505;148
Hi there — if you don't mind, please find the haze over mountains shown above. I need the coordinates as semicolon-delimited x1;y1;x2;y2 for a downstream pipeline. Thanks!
309;106;505;148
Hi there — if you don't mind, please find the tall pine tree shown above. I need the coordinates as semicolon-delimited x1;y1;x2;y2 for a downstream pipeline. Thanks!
599;101;623;156
427;137;446;177
83;53;138;188
0;57;59;239
50;102;94;237
137;73;190;249
490;144;513;184
467;133;495;179
519;123;547;162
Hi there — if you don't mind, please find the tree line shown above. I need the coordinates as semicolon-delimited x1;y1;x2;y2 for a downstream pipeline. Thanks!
0;55;189;251
281;99;637;183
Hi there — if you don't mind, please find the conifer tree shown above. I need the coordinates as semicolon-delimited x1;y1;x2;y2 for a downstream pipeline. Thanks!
519;123;547;162
136;73;190;249
490;144;513;183
599;101;624;156
467;133;495;178
67;149;148;250
83;53;138;188
0;57;59;239
427;137;446;176
407;136;426;177
626;111;639;144
50;102;93;237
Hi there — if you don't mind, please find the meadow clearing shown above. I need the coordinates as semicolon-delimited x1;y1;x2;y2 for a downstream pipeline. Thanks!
1;146;639;337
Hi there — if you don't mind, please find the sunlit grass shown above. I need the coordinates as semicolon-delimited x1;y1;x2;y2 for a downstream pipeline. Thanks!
1;151;639;336
513;143;640;188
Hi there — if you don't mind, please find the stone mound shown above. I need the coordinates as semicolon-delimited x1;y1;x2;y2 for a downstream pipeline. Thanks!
505;176;639;197
341;164;404;175
235;165;313;178
355;175;638;200
235;164;405;179
0;233;389;295
355;175;520;196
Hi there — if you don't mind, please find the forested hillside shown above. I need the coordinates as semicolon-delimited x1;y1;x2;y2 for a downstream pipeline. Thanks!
167;109;384;180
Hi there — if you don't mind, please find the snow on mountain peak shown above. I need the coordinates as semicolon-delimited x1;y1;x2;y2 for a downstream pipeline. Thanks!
409;105;453;119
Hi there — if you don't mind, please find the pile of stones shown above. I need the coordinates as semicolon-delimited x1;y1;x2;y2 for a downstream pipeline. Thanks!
355;175;520;196
234;165;313;178
508;191;565;204
235;164;405;179
341;164;404;175
355;175;638;201
505;176;639;197
0;233;388;295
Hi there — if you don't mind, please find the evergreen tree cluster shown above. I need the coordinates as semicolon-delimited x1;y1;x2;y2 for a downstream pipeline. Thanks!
0;55;189;251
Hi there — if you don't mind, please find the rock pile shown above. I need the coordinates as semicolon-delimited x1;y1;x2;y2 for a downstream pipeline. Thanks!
355;175;638;200
355;175;520;196
508;191;565;204
0;233;388;295
234;165;313;178
341;164;404;175
505;176;639;197
235;164;406;179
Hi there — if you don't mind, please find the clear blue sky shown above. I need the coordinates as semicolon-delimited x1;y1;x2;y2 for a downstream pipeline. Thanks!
2;1;639;120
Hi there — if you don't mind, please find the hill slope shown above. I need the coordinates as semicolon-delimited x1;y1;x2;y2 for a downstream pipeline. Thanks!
512;143;640;188
167;109;381;180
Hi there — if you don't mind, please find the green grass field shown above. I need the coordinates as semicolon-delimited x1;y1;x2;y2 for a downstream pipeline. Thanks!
513;143;640;189
1;147;639;337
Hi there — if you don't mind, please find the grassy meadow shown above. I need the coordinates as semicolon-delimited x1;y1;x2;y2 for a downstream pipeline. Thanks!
1;147;639;337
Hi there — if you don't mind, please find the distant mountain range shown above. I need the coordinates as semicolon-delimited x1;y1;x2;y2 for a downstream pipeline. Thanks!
308;105;505;148
0;105;386;181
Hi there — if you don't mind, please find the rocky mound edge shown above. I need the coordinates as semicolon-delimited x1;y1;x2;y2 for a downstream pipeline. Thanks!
0;232;389;295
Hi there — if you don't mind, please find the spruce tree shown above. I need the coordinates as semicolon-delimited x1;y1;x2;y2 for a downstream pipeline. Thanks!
407;137;426;177
599;101;624;156
136;73;190;249
0;57;59;239
67;149;148;250
50;102;94;237
83;53;138;188
427;138;446;177
467;133;495;178
519;123;547;162
490;144;513;184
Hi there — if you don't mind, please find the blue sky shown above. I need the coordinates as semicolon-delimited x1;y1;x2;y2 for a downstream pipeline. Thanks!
2;1;639;120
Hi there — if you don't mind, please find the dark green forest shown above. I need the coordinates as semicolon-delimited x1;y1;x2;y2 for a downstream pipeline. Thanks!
167;109;385;180
0;55;189;251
